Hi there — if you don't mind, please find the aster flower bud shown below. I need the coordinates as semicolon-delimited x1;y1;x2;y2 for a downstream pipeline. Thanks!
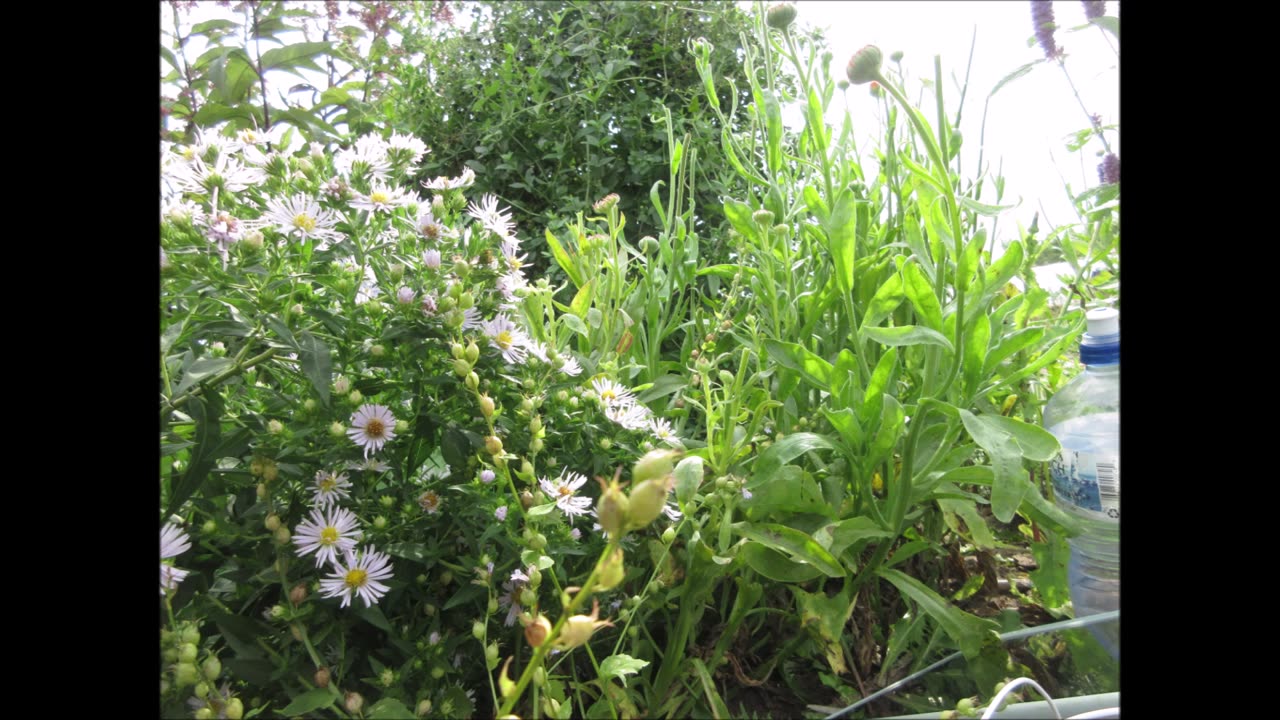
334;375;351;395
485;435;504;455
344;692;364;714
265;514;281;532
290;583;308;606
329;421;346;438
194;681;211;699
348;390;363;405
766;3;796;30
417;699;433;717
846;45;883;85
593;193;620;212
553;598;614;651
752;208;775;226
467;371;480;390
267;419;284;434
465;341;480;364
479;394;496;418
314;667;331;688
274;526;291;544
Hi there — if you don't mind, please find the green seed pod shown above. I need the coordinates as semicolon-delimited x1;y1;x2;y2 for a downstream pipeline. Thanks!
173;662;200;688
596;476;630;538
596;547;625;591
194;708;215;720
465;341;480;364
201;656;221;681
626;475;673;531
766;3;796;30
633;449;680;485
225;698;244;720
194;682;211;700
431;666;445;679
472;621;486;640
178;643;199;664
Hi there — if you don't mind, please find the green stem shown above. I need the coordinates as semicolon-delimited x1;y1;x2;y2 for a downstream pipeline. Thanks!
163;347;277;416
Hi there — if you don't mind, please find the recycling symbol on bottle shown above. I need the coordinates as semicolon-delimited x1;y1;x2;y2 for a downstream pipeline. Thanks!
1106;508;1119;519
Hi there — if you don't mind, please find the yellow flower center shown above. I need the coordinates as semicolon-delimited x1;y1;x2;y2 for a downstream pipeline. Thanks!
320;527;339;545
344;568;368;589
370;190;390;205
495;331;514;350
558;485;573;497
293;213;317;232
364;419;386;438
320;477;336;492
601;389;617;402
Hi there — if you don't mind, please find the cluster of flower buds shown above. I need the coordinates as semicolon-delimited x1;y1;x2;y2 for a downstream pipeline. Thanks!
595;450;680;538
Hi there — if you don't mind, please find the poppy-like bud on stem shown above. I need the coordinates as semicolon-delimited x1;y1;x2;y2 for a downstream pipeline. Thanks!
627;474;675;531
596;546;625;591
596;473;630;538
592;193;620;212
523;613;553;647
846;45;883;85
552;598;614;651
766;3;796;31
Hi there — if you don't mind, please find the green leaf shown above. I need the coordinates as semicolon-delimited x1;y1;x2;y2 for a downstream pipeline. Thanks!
959;196;1017;216
740;542;823;582
878;568;999;659
792;581;858;674
813;516;894;557
960;411;1059;462
545;228;584;288
826;192;858;299
863;325;954;353
983;241;1024;297
674;455;704;506
174;357;233;395
367;698;415;719
690;658;731;720
527;502;558;517
859;347;897;426
560;313;588;337
938;498;996;549
570;278;596;318
1028;530;1072;610
860;269;905;329
983;327;1045;376
599;654;650;687
868;395;904;469
751;432;835;486
191;19;239;35
355;604;394;633
731;522;844;577
763;340;832;391
298;331;332;406
383;542;429;563
964;314;991;394
167;392;223;514
586;307;603;329
260;41;332;73
1091;15;1119;39
280;688;337;716
902;261;943;331
989;59;1044;98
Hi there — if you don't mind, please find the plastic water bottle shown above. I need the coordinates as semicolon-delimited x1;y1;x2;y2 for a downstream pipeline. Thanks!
1043;307;1119;659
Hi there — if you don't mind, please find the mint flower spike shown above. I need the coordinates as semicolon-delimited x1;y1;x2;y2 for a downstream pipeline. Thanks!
1031;1;1063;60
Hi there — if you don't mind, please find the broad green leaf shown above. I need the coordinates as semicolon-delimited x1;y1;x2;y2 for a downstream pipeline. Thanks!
868;395;904;469
368;698;415;719
191;19;239;35
545;228;583;288
167;392;223;514
860;347;897;426
298;330;332;406
902;261;943;331
744;464;830;518
763;340;832;391
863;325;954;353
960;411;1060;461
938;498;996;549
751;432;835;486
731;522;843;577
674;455;704;506
827;192;858;298
690;658;731;720
722;198;757;241
821;407;863;447
791;581;858;674
813;516;893;557
637;374;685;403
599;654;650;687
802;184;830;223
1091;15;1119;39
964;314;991;394
763;90;783;176
570;278;595;318
984;327;1045;375
983;241;1024;297
560;313;588;337
1028;529;1072;610
174;357;233;395
527;502;558;517
878;568;999;659
260;41;331;73
830;349;860;407
860;270;904;329
586;307;603;329
161;320;185;354
740;542;823;582
280;688;337;716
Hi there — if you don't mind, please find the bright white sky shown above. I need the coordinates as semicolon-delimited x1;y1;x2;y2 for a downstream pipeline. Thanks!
164;1;1118;249
792;1;1118;243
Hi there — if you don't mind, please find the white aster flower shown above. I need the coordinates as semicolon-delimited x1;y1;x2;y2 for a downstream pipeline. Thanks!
482;313;531;364
422;167;476;191
312;469;354;508
459;306;483;330
539;470;593;519
162;198;204;225
161;523;193;595
260;194;343;245
605;401;652;431
387;132;429;167
293;507;363;567
348;404;397;457
345;458;392;474
649;417;684;448
559;354;583;377
663;501;682;522
467;194;515;238
351;181;411;214
423;249;442;269
334;134;391;181
396;287;417;305
173;151;264;196
496;270;528;301
592;378;636;407
320;546;395;608
418;490;442;514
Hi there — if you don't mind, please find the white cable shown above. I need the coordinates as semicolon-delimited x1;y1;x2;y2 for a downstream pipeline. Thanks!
980;677;1062;720
1065;708;1119;719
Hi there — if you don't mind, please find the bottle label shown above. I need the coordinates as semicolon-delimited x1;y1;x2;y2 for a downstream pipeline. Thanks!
1049;449;1119;521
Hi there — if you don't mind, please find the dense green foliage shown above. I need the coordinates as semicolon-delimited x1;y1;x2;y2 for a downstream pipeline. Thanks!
391;1;788;272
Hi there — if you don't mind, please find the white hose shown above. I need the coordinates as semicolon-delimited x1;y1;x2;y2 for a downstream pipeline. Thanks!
980;677;1061;720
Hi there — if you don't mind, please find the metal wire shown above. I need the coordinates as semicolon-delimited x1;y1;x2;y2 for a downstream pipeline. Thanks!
822;610;1119;720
